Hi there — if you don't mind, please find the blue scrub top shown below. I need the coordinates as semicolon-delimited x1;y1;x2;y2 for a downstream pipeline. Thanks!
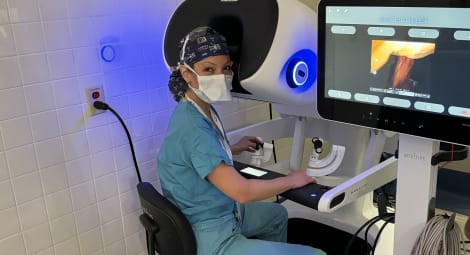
157;101;235;226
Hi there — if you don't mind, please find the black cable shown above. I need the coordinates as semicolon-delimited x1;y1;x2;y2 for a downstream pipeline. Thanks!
94;101;142;183
268;103;277;164
431;145;468;166
364;190;395;254
364;213;390;250
343;213;393;255
268;103;281;204
376;190;389;217
371;215;395;255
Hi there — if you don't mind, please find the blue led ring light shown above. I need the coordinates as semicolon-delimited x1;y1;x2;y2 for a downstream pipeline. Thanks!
291;60;309;87
284;49;317;90
100;45;116;63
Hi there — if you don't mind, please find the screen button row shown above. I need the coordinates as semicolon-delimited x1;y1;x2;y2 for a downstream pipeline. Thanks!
331;25;470;41
328;90;470;117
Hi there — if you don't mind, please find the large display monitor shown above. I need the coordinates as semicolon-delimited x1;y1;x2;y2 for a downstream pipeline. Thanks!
317;0;470;146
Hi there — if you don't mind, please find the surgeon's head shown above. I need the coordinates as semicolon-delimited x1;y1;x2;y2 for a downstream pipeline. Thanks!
168;27;233;103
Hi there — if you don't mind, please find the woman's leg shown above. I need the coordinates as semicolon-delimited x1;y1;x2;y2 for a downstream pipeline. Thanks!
226;201;326;255
193;202;326;255
220;234;327;255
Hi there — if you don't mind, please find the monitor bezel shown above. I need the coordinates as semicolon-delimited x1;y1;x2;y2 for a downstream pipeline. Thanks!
317;0;470;146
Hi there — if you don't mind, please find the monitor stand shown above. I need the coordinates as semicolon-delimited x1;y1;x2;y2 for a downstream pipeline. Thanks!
393;133;439;254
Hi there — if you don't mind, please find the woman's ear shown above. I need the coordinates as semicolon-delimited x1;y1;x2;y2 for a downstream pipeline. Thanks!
179;65;192;84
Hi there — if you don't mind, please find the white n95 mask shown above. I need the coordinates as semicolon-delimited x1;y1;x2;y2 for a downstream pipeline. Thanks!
184;64;233;104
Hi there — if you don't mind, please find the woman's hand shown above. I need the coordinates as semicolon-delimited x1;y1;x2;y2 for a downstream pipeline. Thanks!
230;136;262;155
286;170;316;189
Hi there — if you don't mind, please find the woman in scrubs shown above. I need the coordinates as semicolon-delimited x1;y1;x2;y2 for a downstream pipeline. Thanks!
158;26;326;255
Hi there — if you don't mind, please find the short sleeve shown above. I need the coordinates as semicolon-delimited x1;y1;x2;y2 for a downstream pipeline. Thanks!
189;127;231;179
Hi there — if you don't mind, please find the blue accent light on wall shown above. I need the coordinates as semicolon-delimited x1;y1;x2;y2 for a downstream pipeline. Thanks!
100;45;116;62
282;49;317;92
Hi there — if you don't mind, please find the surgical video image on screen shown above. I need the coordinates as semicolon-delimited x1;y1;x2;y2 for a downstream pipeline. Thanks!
369;40;435;99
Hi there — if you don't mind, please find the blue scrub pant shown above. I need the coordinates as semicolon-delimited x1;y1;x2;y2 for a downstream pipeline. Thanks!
192;202;326;255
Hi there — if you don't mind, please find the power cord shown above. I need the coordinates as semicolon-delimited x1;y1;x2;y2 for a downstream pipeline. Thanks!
93;101;142;183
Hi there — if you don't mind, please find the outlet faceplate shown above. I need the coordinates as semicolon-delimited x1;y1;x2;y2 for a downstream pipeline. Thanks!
86;85;105;116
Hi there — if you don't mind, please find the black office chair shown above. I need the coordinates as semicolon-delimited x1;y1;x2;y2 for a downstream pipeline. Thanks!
137;182;197;255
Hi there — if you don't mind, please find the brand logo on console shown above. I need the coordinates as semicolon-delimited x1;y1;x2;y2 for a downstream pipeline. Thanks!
403;152;426;161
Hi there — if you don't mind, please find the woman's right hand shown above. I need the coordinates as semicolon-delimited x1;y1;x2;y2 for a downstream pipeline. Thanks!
286;170;316;189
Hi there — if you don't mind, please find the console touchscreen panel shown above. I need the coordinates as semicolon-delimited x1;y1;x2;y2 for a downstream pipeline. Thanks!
317;1;470;146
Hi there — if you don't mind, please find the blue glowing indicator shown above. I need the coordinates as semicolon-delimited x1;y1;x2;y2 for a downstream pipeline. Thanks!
283;49;317;91
100;45;116;63
310;193;318;197
291;60;308;86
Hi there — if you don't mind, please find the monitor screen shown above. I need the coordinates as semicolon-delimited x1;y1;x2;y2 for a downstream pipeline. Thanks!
317;0;470;146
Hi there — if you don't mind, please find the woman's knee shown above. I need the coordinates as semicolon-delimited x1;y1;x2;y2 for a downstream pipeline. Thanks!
246;202;288;221
268;203;288;225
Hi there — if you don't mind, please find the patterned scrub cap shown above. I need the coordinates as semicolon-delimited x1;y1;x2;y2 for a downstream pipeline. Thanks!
168;27;230;102
178;26;230;66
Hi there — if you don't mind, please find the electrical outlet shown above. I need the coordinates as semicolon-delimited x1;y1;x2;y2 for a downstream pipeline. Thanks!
86;85;105;116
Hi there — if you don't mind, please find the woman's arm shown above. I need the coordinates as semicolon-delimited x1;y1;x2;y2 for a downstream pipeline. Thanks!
206;162;315;203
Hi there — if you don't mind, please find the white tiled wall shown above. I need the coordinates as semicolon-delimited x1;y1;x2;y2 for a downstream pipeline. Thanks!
0;0;271;254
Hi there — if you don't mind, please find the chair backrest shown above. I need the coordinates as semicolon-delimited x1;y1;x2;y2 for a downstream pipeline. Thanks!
137;182;197;255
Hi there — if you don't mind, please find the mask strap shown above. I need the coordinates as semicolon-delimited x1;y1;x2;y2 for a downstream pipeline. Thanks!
183;63;200;77
180;34;190;64
182;63;199;91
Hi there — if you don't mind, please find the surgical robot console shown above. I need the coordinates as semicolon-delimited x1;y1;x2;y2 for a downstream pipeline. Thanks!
163;0;470;254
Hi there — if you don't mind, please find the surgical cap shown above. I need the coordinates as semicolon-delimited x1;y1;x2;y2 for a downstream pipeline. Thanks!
178;26;230;66
168;27;230;102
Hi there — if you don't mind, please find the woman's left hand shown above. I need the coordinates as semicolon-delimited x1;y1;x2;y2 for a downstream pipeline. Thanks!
231;136;262;155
